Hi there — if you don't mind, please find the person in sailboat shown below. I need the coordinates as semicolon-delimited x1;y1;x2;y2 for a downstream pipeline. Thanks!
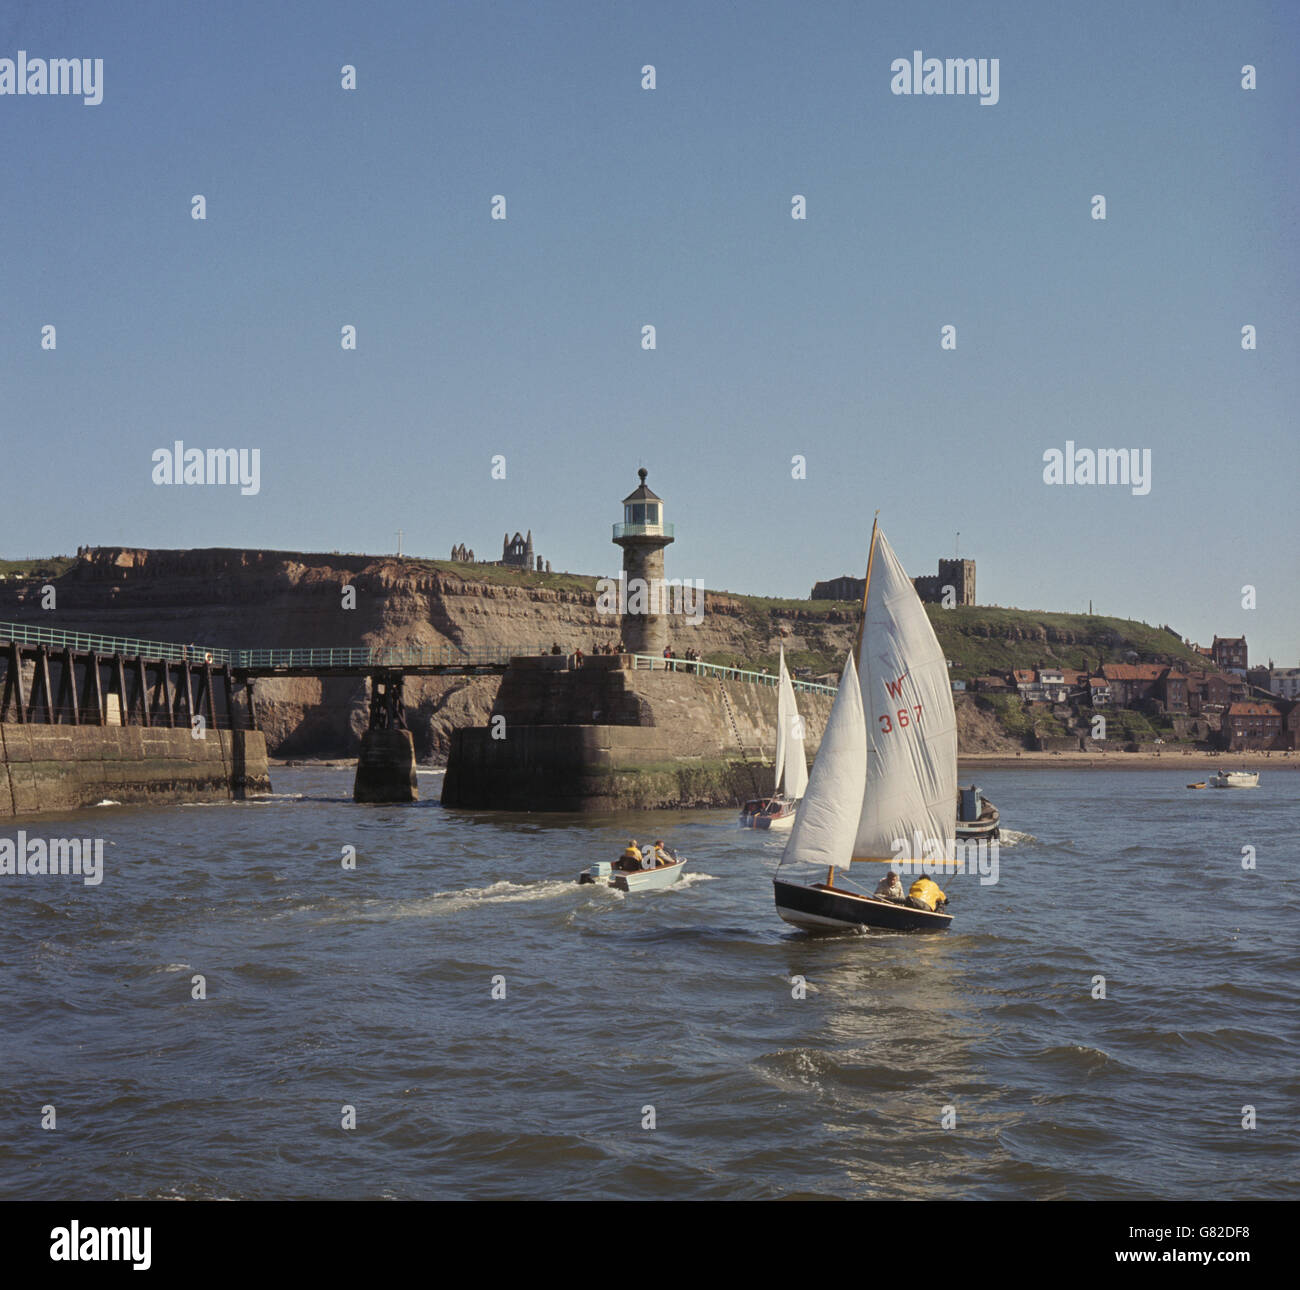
907;876;947;912
873;870;905;900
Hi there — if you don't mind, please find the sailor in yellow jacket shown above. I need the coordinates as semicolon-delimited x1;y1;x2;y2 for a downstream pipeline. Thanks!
908;876;947;911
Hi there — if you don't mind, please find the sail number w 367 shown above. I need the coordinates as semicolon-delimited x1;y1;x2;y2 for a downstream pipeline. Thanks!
879;705;922;734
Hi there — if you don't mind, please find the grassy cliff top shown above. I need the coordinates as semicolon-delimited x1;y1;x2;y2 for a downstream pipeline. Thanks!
9;549;1210;680
710;599;1213;680
0;557;75;579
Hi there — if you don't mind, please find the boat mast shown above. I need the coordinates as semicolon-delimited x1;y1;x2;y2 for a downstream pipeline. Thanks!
829;511;879;891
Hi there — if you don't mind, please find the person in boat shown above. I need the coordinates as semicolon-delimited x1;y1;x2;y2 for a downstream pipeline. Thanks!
617;840;643;872
648;840;675;868
874;870;904;900
907;876;947;912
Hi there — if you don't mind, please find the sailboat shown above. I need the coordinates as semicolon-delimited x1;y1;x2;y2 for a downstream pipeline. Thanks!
739;648;809;829
773;519;958;933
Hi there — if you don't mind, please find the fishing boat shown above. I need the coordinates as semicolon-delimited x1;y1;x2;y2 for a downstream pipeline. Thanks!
955;784;1000;840
739;648;808;829
578;851;689;892
773;519;958;934
1212;769;1260;788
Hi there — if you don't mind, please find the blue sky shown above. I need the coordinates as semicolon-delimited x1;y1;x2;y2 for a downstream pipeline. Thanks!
2;1;1297;663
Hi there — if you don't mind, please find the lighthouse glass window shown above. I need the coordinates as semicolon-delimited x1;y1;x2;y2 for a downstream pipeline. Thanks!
624;503;660;527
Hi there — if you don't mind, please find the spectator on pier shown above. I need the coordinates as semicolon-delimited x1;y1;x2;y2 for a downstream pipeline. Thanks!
550;642;562;655
574;648;584;668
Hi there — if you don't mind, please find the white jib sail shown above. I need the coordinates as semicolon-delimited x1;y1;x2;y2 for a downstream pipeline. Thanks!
777;649;808;799
773;647;788;795
853;530;958;863
780;651;866;869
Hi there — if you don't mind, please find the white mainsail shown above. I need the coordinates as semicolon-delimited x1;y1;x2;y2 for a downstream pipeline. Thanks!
775;649;808;799
779;652;866;869
853;529;958;862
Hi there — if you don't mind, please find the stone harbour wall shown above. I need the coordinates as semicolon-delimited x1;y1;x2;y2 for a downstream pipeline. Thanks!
0;724;271;818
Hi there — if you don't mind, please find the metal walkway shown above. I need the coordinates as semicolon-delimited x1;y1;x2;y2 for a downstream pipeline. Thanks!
0;621;838;692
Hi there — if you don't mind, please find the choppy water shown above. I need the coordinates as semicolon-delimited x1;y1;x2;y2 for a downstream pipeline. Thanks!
1;767;1297;1200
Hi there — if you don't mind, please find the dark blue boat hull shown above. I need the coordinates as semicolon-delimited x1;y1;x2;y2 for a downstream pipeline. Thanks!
773;878;952;933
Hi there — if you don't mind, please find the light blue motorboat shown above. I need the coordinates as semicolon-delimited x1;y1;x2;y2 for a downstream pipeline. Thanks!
578;851;689;892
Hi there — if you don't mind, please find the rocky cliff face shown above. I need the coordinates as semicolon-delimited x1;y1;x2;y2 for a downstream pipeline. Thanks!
1;548;854;760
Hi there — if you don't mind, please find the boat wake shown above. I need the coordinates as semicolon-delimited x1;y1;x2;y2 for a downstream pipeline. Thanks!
998;829;1037;846
321;879;578;922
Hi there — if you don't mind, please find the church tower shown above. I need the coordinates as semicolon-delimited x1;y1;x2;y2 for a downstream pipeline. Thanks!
612;468;674;655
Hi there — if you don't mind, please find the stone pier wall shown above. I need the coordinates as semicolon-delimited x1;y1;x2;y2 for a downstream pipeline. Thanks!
442;656;834;812
0;724;271;818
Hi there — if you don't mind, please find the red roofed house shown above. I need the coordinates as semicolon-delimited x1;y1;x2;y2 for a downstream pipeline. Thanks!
1211;636;1248;676
1101;663;1166;709
1223;701;1283;751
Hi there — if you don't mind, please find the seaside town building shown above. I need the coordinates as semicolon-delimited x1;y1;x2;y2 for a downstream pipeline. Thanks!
1209;635;1248;676
1246;665;1300;701
1223;701;1284;751
965;657;1296;750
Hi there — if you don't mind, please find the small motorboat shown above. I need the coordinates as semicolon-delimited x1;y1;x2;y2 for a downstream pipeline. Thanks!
1187;781;1207;789
955;784;1000;840
739;795;798;830
1212;769;1260;788
579;851;689;892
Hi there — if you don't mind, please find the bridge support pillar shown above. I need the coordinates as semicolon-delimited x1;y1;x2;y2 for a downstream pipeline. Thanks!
353;729;418;803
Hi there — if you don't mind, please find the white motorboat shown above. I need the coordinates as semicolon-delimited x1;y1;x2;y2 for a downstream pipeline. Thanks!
578;852;689;892
1212;769;1260;788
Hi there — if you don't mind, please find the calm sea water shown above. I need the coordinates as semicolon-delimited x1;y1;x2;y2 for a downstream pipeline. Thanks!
1;767;1297;1201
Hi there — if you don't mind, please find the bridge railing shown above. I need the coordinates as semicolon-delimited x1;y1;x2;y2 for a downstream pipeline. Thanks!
629;653;838;695
0;620;231;664
231;643;538;670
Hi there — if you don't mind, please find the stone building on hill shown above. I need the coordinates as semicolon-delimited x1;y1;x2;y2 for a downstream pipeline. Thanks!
811;557;976;606
450;531;551;573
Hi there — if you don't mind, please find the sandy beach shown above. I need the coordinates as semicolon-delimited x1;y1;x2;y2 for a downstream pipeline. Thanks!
960;750;1298;771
